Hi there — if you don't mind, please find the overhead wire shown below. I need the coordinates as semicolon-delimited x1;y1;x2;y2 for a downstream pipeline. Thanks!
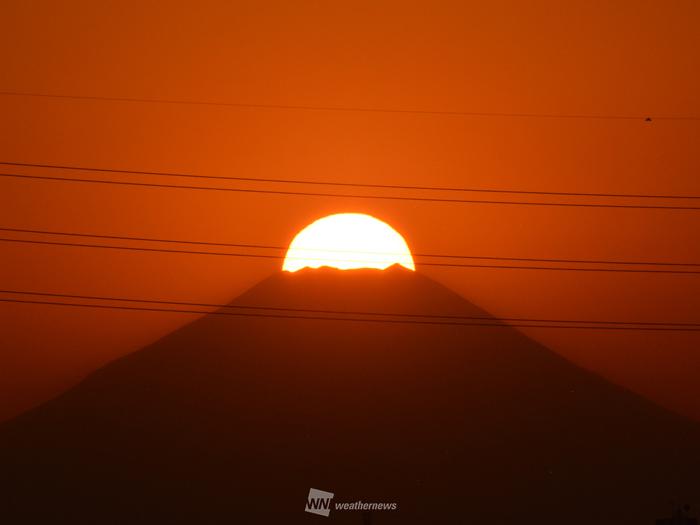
1;226;699;270
2;161;699;200
2;172;700;210
2;236;699;274
3;289;698;328
1;293;699;332
3;90;699;121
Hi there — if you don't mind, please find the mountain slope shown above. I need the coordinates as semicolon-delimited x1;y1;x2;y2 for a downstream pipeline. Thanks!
1;266;698;524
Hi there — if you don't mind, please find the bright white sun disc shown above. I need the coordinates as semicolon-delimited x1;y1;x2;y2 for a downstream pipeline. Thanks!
283;213;415;272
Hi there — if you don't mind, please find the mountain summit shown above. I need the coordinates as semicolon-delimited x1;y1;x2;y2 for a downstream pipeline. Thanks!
1;267;698;524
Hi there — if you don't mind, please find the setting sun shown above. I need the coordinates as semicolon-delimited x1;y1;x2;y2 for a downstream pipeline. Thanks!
283;213;415;272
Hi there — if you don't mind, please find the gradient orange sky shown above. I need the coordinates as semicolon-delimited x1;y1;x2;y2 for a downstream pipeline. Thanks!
1;0;699;422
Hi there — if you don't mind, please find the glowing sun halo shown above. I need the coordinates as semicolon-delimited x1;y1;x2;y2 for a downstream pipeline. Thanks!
283;213;415;272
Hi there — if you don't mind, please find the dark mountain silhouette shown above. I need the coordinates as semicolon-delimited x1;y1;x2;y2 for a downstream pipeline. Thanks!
1;266;698;524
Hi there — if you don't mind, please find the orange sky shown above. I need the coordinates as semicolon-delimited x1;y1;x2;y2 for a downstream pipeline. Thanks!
1;0;699;422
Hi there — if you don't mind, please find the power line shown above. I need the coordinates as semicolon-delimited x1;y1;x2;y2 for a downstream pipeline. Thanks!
3;160;699;201
2;235;699;274
3;172;700;210
2;226;698;268
3;90;698;121
3;289;698;328
1;295;699;332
